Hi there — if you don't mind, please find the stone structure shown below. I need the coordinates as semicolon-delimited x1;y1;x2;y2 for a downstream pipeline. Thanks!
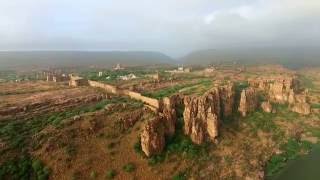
238;87;259;117
69;76;89;86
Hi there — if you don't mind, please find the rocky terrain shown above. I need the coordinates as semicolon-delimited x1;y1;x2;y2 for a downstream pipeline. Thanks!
0;65;320;180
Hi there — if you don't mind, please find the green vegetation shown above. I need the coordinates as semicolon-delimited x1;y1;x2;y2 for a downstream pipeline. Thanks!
143;79;212;99
0;156;50;180
311;103;320;109
122;163;135;172
105;169;116;179
172;171;187;180
245;111;277;133
266;138;313;177
298;75;315;89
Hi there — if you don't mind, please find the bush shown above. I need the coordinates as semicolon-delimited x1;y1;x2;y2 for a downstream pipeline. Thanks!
122;163;135;172
148;154;165;166
0;155;50;180
172;171;187;180
105;169;116;179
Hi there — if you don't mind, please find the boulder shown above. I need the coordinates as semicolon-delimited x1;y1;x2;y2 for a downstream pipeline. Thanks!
238;87;259;117
141;117;165;157
261;101;272;113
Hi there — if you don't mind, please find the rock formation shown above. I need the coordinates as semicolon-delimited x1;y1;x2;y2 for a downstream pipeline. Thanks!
183;88;220;144
218;83;235;118
291;103;311;115
141;117;165;157
268;77;300;104
261;101;272;113
161;95;181;137
238;87;259;117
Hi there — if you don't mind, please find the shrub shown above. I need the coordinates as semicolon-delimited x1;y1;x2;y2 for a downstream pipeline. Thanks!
172;171;187;180
122;163;135;172
148;154;165;166
105;169;116;179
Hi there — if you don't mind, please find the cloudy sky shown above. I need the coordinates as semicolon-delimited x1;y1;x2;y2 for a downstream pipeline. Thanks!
0;0;319;56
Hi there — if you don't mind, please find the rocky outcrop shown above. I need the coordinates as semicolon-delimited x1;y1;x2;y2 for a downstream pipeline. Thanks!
141;117;165;157
268;77;300;104
183;88;220;144
261;101;272;113
288;89;310;115
238;87;259;117
161;95;182;137
218;83;235;118
291;103;311;115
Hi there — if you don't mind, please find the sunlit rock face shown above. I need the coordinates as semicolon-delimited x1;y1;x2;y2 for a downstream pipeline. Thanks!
291;103;311;115
268;77;300;104
183;88;220;144
238;87;259;117
141;117;165;157
261;101;273;113
162;96;178;137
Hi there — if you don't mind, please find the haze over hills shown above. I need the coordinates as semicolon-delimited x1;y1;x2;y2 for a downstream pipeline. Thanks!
180;47;320;69
0;47;320;70
0;51;175;70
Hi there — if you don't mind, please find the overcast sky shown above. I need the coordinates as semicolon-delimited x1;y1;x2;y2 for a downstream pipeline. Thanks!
0;0;319;56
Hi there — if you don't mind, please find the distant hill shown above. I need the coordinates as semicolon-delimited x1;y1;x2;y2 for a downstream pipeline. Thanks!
0;51;175;70
180;47;320;69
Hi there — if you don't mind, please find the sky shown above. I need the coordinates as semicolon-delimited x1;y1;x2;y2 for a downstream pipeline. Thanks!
0;0;319;56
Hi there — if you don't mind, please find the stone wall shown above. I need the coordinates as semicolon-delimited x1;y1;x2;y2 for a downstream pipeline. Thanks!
88;80;161;110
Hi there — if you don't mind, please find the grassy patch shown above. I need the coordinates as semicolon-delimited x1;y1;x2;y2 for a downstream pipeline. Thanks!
122;163;135;172
142;79;212;99
311;103;320;109
172;171;187;180
298;75;315;90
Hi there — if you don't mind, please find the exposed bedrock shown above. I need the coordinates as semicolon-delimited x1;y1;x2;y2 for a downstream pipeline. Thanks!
183;88;221;144
141;117;165;157
238;87;259;117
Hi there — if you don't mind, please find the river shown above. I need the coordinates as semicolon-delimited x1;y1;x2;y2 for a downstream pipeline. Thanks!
271;145;320;180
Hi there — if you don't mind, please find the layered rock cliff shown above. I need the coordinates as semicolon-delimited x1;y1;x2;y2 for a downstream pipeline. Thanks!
238;87;259;117
183;88;220;144
141;117;165;157
219;83;235;118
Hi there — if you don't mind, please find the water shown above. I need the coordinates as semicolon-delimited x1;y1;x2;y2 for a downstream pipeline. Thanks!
272;145;320;180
